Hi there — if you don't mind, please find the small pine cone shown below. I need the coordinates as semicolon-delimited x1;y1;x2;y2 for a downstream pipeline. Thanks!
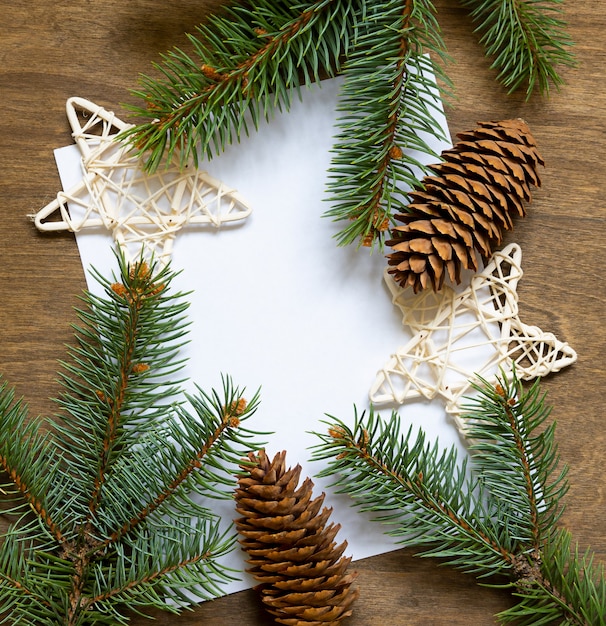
386;119;544;292
235;449;359;625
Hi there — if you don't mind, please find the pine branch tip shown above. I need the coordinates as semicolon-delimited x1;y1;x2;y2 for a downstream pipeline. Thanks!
0;255;267;623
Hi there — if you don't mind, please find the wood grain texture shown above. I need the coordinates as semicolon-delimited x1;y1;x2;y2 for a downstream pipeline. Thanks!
1;2;604;624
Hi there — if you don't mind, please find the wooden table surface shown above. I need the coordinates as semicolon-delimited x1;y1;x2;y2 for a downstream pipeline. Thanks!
1;2;604;624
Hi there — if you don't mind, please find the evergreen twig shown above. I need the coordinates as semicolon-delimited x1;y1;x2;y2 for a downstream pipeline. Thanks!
121;0;574;248
0;254;266;625
310;374;605;624
324;0;452;247
461;0;576;98
123;0;357;172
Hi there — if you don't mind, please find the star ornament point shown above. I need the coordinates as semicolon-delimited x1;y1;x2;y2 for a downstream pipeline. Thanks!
370;243;577;431
33;97;252;265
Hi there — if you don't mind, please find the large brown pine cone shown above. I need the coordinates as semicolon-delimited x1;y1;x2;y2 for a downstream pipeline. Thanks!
235;449;359;625
386;119;544;292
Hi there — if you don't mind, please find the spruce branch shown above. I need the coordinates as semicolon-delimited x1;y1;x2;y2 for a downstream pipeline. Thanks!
122;0;357;172
121;0;574;249
461;0;576;98
310;374;606;624
0;254;266;625
325;0;452;247
500;528;606;625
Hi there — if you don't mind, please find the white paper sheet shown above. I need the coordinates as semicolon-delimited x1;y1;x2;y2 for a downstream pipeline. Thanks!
54;77;469;596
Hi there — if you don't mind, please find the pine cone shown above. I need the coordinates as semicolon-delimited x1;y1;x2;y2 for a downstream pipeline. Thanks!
386;119;544;292
235;449;359;625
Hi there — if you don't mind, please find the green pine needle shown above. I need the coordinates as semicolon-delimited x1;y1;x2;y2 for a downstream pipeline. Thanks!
461;0;576;99
0;253;266;625
121;0;574;249
310;373;605;624
499;529;606;625
324;0;452;248
121;0;357;172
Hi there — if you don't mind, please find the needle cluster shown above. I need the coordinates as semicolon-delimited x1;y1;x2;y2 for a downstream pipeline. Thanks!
122;0;574;248
461;0;575;96
0;256;265;625
311;375;605;625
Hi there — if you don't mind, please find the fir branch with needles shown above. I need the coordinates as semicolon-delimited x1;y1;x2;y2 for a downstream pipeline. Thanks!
310;374;606;625
0;255;266;625
461;0;575;98
324;0;452;247
121;0;574;249
124;0;358;172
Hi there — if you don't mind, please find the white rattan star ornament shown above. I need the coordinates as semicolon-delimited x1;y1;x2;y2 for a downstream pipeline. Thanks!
33;97;251;265
370;243;577;434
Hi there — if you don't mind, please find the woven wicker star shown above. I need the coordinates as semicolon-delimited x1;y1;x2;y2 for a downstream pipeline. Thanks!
370;243;577;434
33;97;251;264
